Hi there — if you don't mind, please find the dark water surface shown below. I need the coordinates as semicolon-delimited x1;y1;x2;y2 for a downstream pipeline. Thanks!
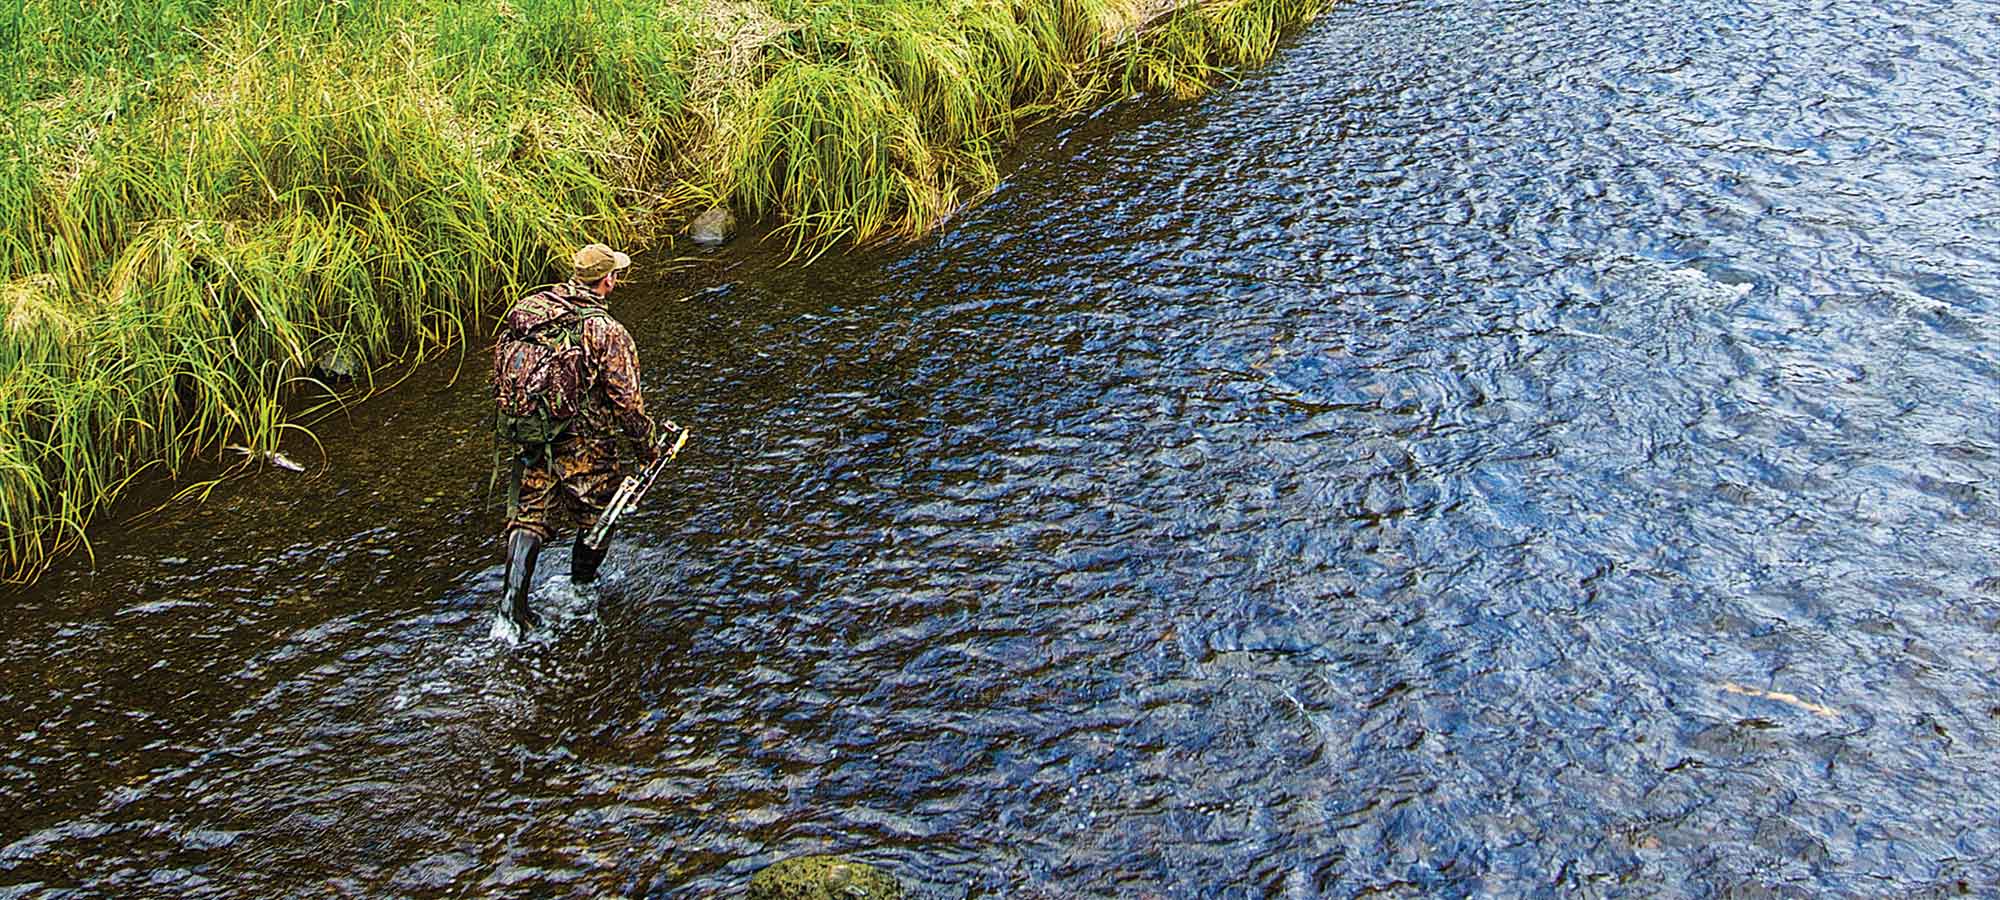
7;0;2000;895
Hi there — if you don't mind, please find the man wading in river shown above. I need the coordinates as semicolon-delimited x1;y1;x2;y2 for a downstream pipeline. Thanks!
491;244;658;640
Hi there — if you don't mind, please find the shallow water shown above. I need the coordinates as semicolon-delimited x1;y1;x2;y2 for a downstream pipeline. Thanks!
7;0;2000;895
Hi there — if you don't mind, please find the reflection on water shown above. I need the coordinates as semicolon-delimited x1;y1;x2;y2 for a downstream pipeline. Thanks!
7;0;2000;894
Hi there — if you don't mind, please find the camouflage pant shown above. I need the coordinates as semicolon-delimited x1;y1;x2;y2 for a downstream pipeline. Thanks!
506;438;621;541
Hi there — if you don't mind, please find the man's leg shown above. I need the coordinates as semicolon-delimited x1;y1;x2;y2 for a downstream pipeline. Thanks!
571;533;608;585
502;462;560;633
500;528;544;630
568;442;622;586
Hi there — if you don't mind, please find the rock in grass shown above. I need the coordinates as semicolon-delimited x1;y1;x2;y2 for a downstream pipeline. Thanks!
312;347;361;381
747;855;903;900
689;205;737;247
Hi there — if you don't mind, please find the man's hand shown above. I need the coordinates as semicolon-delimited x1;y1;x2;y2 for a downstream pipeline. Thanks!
642;420;682;466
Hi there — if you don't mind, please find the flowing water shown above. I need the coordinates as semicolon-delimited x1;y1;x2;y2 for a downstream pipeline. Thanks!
6;0;2000;895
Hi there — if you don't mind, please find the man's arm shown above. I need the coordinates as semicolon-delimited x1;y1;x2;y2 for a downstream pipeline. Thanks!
586;317;658;457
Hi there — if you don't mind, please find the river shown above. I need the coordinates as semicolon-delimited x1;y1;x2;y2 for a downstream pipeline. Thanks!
6;0;2000;895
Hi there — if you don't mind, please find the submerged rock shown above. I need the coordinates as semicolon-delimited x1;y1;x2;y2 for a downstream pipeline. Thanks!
689;205;737;247
747;855;903;900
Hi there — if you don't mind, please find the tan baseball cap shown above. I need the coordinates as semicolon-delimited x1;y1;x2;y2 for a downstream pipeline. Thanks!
572;243;632;281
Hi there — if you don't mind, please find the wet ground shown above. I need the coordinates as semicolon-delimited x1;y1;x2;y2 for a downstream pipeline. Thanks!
5;0;2000;895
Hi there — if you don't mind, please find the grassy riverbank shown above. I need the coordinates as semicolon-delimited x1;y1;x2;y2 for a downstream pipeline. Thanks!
0;0;1327;582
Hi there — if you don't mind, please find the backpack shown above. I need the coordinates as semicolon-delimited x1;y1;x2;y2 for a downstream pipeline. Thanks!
491;287;607;509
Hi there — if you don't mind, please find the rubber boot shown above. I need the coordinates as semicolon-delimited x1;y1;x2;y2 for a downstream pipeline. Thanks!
571;533;608;586
500;529;545;632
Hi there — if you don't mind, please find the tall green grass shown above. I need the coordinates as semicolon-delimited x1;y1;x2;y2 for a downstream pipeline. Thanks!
0;0;1329;583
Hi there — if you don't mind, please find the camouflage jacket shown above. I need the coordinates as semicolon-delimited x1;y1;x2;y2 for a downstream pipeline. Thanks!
494;281;653;454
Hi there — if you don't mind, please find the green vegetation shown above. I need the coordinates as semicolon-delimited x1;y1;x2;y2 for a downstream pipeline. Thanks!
748;854;903;900
0;0;1328;582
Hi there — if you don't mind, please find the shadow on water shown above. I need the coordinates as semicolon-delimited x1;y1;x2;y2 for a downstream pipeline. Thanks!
8;0;2000;895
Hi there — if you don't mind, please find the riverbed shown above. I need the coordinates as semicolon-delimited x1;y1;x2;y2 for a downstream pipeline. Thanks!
5;0;2000;895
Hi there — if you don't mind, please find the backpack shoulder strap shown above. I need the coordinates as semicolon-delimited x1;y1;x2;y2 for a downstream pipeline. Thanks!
503;286;590;340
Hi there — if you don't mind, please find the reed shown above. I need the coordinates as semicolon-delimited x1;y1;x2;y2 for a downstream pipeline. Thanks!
0;0;1330;582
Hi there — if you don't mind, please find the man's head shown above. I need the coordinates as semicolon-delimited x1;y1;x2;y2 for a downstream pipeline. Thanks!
572;243;632;296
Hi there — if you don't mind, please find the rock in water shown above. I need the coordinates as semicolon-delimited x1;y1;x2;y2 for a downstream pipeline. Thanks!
748;855;903;900
689;205;736;247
